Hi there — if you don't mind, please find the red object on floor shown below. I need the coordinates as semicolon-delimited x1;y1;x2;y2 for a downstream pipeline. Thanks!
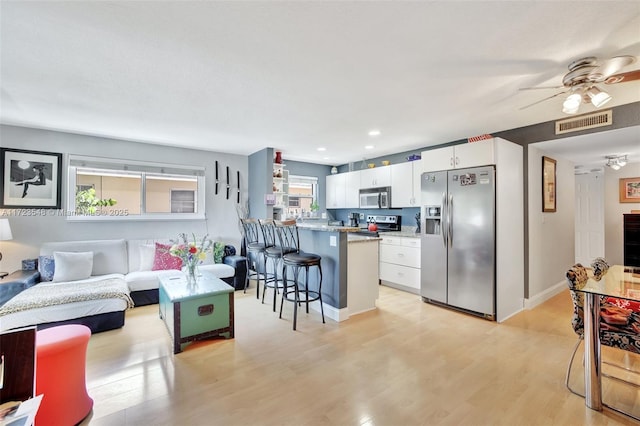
35;325;93;426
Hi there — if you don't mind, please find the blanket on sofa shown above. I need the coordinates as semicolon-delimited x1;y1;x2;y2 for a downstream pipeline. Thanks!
0;277;134;316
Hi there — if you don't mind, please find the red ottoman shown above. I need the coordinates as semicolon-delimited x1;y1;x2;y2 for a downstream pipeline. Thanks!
35;325;93;426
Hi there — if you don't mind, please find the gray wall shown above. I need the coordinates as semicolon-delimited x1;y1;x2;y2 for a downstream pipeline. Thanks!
248;147;273;220
0;124;247;273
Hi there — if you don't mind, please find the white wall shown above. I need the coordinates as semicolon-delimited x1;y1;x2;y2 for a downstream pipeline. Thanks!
0;125;248;273
527;145;575;302
604;160;640;264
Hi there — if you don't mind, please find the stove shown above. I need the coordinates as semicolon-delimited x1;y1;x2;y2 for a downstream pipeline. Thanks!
355;214;401;236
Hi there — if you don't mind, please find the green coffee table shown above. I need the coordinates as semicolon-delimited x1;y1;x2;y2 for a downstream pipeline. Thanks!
159;272;235;354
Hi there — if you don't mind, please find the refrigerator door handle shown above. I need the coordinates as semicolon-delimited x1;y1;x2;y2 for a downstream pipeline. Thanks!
448;193;453;247
441;191;447;248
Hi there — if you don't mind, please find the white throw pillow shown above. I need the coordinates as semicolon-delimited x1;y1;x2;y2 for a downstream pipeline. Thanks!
139;244;155;271
52;251;94;282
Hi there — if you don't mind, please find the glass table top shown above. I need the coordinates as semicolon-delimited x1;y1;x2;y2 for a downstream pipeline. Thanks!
575;264;640;301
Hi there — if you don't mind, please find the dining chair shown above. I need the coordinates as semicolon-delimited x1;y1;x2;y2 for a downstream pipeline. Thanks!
259;218;286;311
565;261;640;419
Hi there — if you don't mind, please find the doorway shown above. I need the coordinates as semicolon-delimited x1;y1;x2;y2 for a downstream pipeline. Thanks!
574;169;604;265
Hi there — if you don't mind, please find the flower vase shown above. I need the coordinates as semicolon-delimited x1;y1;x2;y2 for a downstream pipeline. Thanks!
183;264;198;285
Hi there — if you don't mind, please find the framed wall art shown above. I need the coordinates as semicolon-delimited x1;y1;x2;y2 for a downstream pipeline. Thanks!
542;156;556;213
619;177;640;203
1;148;63;209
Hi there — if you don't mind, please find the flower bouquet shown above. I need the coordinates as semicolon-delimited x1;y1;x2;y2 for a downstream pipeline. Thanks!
169;233;213;284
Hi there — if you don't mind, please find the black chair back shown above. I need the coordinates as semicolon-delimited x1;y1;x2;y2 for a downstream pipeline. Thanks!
275;219;300;255
240;218;261;246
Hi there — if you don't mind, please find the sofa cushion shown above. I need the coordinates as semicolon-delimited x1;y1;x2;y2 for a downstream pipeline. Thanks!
152;243;183;271
38;255;55;282
52;252;93;282
199;263;235;279
40;240;128;276
126;270;182;292
138;244;155;271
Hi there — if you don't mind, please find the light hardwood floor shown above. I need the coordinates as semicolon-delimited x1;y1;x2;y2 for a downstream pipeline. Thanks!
81;284;640;426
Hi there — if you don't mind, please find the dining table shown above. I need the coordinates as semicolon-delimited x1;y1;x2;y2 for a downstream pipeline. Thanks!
572;264;640;412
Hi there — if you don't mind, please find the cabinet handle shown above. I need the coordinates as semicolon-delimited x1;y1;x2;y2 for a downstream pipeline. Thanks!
397;272;404;276
450;157;454;166
397;253;405;257
455;156;460;165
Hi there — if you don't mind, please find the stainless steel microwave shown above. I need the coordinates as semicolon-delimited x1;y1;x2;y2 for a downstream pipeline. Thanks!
359;187;391;209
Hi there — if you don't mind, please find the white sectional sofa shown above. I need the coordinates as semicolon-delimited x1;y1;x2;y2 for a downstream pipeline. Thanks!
0;239;240;333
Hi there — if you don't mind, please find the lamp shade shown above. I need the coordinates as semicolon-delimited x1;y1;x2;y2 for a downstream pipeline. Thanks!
0;219;13;241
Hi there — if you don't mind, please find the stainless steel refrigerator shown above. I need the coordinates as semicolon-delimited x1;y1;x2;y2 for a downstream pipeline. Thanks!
420;166;496;319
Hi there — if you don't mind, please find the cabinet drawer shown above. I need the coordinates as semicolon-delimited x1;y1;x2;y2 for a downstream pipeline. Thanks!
401;238;421;248
379;262;420;289
380;244;420;268
380;236;402;246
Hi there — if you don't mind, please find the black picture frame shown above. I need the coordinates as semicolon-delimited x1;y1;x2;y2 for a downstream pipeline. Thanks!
1;148;63;209
542;156;556;213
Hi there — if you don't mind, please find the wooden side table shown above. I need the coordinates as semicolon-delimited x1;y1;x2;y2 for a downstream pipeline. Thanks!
159;272;234;354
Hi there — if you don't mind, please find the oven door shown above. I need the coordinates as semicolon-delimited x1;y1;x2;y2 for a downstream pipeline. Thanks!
359;192;380;209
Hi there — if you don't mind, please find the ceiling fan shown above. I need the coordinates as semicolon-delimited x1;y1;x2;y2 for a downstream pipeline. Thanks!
519;55;639;114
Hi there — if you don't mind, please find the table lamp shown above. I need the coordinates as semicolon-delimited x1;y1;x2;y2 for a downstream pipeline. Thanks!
0;218;13;278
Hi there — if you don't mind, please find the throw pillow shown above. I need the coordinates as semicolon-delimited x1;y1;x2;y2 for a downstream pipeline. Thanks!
52;251;94;282
213;242;225;264
138;244;156;271
38;255;55;281
152;242;183;271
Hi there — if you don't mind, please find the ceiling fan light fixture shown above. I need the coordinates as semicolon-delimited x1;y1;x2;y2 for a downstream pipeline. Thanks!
562;93;581;114
617;155;627;167
587;86;612;108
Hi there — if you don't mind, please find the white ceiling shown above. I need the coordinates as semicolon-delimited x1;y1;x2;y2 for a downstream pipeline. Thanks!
1;1;639;165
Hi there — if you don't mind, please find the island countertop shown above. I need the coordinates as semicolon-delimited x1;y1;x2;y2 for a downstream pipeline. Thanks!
296;223;360;232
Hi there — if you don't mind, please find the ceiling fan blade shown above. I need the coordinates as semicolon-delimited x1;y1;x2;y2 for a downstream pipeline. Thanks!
519;85;564;91
590;55;636;81
519;90;568;110
604;69;640;84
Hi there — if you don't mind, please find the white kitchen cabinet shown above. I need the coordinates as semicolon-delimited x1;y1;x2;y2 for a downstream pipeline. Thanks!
421;138;496;172
360;166;391;188
391;161;422;207
344;171;360;209
379;236;421;293
326;173;346;208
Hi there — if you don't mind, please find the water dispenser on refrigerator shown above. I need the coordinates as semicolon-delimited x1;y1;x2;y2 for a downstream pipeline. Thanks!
424;206;441;235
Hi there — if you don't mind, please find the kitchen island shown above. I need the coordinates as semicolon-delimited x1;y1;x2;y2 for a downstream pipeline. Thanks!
296;223;380;321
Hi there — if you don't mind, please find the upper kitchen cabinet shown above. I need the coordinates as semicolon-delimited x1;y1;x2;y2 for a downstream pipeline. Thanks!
326;173;346;208
360;166;391;188
422;138;496;172
326;172;359;209
391;161;422;208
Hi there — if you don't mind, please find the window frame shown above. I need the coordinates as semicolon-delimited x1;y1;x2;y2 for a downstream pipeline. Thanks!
67;155;205;222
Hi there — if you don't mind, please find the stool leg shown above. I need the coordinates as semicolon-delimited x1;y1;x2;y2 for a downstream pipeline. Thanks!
279;264;287;319
293;266;301;331
318;263;325;324
305;265;310;314
244;254;251;294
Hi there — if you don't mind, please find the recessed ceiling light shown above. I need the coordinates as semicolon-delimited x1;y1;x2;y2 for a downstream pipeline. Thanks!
368;129;381;137
317;147;326;151
365;145;374;150
323;157;330;160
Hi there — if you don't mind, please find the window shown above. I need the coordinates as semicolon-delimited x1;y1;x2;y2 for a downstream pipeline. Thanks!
68;155;205;221
286;175;317;218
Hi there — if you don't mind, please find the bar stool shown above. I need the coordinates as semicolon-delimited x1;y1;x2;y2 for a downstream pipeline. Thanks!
276;219;325;330
240;218;268;298
260;218;295;311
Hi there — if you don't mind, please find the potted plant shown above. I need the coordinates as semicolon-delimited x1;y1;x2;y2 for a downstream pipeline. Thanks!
309;200;320;217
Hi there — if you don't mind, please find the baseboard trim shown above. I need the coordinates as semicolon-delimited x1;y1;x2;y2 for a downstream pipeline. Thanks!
524;281;566;310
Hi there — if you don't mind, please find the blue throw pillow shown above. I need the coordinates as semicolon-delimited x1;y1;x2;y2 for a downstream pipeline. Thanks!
38;255;55;281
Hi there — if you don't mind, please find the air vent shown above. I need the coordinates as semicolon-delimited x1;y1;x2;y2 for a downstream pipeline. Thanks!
555;110;612;135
